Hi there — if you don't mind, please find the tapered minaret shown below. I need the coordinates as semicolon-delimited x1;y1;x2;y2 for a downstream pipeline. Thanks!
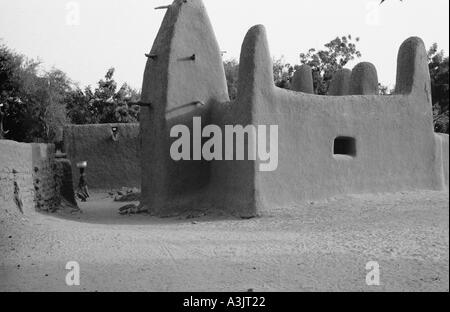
140;0;229;216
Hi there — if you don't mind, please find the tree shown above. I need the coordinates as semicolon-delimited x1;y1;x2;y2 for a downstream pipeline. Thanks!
223;58;296;99
221;35;361;97
66;68;141;125
273;57;295;89
299;35;362;94
223;59;239;101
0;42;27;140
1;40;141;142
428;43;449;133
378;83;394;95
0;43;69;142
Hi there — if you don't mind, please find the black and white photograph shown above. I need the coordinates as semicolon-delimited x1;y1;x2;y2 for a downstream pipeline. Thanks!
0;0;449;299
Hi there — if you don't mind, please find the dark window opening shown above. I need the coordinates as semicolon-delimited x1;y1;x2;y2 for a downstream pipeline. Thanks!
334;137;356;157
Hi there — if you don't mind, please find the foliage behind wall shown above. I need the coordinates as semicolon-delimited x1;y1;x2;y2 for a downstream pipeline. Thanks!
0;36;448;144
0;42;141;143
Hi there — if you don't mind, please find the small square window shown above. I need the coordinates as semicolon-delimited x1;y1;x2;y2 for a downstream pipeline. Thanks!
334;137;356;157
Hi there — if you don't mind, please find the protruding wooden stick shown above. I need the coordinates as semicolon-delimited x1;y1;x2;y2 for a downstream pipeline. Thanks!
131;101;153;108
155;5;171;10
166;101;206;114
145;53;158;60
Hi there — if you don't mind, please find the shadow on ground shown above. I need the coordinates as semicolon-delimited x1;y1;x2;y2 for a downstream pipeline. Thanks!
50;192;245;226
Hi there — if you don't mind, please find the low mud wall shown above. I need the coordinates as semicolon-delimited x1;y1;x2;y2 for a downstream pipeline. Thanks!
0;140;35;214
435;133;449;189
0;140;75;215
64;124;140;190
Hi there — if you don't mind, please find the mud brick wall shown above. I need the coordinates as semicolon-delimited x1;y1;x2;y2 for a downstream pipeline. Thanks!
435;133;449;189
0;140;35;215
31;144;61;212
0;140;72;215
64;124;141;190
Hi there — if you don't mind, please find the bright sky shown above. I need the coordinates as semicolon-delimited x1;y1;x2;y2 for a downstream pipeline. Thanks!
0;0;448;90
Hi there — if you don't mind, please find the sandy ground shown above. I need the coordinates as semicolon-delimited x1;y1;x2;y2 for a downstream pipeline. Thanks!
0;190;448;292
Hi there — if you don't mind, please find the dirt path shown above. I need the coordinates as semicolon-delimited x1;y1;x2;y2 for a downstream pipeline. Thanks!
0;190;448;292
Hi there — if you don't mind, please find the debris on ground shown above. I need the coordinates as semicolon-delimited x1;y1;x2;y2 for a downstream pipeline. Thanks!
115;192;141;202
118;204;147;215
112;187;141;202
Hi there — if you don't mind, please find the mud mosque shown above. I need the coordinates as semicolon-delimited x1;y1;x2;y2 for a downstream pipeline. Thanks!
1;0;448;218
